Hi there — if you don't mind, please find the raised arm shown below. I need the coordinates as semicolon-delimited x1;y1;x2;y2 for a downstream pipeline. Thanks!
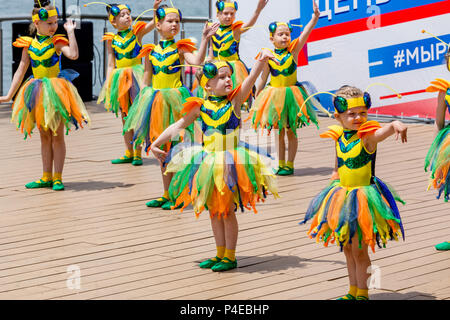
136;0;163;42
291;0;320;60
255;64;270;97
232;49;278;109
184;22;219;66
240;0;268;35
59;19;79;60
0;48;30;103
151;107;200;164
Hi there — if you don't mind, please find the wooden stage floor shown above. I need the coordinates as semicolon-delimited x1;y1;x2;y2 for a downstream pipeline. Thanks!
0;102;449;300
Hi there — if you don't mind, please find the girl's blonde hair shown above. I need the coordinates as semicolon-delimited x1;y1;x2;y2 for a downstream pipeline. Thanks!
335;85;364;100
29;1;56;35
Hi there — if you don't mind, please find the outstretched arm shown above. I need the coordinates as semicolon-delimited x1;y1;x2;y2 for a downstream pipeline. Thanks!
184;22;219;66
291;0;320;61
151;107;200;164
59;19;79;60
232;49;278;110
240;0;268;35
136;0;163;42
0;48;30;103
364;120;408;153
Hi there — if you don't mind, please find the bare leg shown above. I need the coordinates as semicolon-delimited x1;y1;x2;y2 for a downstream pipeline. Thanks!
278;128;286;162
122;113;133;154
39;127;53;174
223;207;238;251
52;122;66;174
287;128;298;163
351;237;371;291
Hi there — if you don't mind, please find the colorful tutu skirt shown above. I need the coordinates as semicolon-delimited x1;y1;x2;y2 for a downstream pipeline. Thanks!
164;141;279;218
11;70;90;139
300;177;405;252
123;85;193;152
97;64;144;116
425;125;450;201
251;82;328;135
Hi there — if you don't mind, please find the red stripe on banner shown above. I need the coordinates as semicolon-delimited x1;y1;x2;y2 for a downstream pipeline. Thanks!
368;97;450;120
380;89;427;100
308;1;450;42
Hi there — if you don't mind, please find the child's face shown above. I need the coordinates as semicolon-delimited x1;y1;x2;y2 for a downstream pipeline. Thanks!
205;66;233;96
217;7;236;26
34;16;58;36
111;9;132;30
156;13;180;39
335;105;369;131
270;25;291;49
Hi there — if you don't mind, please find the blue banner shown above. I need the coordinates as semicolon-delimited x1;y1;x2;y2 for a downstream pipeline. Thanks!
298;0;446;29
368;34;450;77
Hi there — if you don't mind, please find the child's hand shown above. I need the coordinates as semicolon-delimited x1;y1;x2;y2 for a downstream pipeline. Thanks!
64;19;77;33
393;120;408;143
0;96;11;104
151;145;168;165
202;22;220;39
256;0;269;12
153;0;163;9
313;0;320;18
257;48;279;65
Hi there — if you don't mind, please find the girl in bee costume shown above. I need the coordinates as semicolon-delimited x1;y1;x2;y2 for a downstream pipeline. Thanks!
123;4;219;210
86;1;162;166
422;30;450;251
0;0;90;191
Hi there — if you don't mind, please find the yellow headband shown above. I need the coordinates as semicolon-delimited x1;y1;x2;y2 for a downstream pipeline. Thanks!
346;97;367;109
32;8;58;22
200;61;233;88
109;4;131;23
155;7;181;22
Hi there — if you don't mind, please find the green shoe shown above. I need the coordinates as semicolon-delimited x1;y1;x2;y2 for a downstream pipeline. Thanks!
25;179;53;189
199;257;222;269
435;241;450;251
132;156;143;166
336;294;356;300
356;296;369;301
277;167;294;176
111;155;133;164
146;197;168;208
161;201;184;210
52;180;65;191
273;166;284;175
211;257;237;272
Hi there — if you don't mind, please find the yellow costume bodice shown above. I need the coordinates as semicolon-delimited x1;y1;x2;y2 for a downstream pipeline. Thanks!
149;39;183;89
333;127;376;188
268;47;297;87
200;96;240;152
211;24;240;62
28;34;64;79
111;28;142;69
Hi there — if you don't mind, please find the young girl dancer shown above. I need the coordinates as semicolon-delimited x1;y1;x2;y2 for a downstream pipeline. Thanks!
150;52;279;271
195;0;268;105
423;30;450;250
250;0;329;176
300;85;407;300
87;0;162;166
0;0;90;191
123;4;219;210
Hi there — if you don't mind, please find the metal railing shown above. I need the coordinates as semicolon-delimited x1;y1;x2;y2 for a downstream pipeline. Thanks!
0;10;211;96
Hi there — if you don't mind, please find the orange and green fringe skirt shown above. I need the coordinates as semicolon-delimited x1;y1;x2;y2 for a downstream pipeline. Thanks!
11;70;90;139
